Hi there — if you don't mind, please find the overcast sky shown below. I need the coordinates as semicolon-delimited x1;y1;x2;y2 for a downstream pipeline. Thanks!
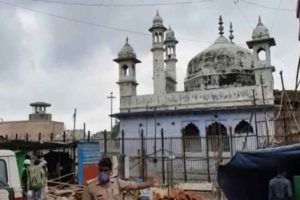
0;0;298;133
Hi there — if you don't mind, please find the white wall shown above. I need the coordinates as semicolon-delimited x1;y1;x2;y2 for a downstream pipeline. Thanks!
119;109;274;138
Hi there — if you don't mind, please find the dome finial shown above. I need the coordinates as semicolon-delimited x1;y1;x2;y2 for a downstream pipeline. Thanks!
152;10;164;26
218;15;224;36
229;22;234;42
258;16;262;25
126;36;129;44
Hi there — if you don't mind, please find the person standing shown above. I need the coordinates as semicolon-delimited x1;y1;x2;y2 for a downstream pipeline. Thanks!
82;157;159;200
29;159;43;200
269;169;293;200
21;159;31;200
39;158;48;200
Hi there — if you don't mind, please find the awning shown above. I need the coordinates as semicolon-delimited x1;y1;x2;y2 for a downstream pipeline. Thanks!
217;144;300;200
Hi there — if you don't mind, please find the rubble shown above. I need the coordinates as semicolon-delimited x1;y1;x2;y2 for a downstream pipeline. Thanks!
152;187;205;200
46;183;83;200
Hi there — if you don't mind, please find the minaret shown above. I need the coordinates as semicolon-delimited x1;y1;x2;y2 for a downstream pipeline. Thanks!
149;11;167;94
114;37;141;97
164;26;178;92
246;16;276;91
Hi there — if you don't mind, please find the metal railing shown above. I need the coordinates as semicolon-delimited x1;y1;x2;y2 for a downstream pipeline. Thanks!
88;131;300;184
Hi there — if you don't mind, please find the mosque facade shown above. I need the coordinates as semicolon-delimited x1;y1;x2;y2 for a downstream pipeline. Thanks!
112;12;276;154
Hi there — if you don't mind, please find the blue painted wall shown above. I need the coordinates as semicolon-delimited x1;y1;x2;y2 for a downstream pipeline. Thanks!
77;143;102;185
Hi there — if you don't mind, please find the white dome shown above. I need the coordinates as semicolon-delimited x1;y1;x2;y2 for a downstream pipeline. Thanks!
252;17;270;40
184;36;255;91
117;38;136;59
153;11;163;26
186;36;253;77
165;27;175;41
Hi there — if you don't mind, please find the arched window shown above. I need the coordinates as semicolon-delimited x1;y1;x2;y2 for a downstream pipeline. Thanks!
121;65;129;76
182;123;201;152
257;48;266;61
159;33;163;42
132;65;135;76
154;33;159;43
207;122;229;152
234;120;254;134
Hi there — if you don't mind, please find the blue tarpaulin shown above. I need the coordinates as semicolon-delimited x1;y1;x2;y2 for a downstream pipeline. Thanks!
217;144;300;200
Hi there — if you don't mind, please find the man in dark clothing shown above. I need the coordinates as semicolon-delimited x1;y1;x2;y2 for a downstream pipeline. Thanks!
21;159;31;200
269;170;293;200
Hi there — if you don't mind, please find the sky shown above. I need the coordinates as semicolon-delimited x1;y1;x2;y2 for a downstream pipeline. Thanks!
0;0;298;133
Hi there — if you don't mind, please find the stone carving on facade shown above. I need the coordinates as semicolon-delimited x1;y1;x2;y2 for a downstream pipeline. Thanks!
120;85;272;110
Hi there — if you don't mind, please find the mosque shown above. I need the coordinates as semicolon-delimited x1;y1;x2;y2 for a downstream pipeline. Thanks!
112;12;276;154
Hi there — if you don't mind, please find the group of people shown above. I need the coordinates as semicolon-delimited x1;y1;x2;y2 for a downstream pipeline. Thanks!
20;155;294;200
21;156;48;200
83;157;295;200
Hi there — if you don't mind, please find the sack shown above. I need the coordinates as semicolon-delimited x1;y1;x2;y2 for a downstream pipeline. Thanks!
29;166;43;189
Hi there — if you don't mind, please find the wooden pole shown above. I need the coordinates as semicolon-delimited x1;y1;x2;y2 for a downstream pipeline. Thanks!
280;71;289;143
73;108;77;141
161;129;165;184
229;127;233;157
140;129;145;180
182;133;187;182
205;127;211;182
260;75;270;144
252;90;259;148
104;130;107;156
83;122;86;142
121;130;125;178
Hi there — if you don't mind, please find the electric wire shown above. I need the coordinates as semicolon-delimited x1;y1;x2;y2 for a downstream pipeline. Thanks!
0;0;150;35
233;0;253;29
270;0;283;31
30;0;212;7
0;0;213;44
239;0;295;12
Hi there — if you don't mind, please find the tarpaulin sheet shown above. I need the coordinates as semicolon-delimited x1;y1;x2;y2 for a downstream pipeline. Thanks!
217;144;300;200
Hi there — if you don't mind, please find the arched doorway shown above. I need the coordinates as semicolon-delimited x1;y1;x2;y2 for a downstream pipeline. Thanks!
234;120;254;134
206;122;229;152
182;123;201;152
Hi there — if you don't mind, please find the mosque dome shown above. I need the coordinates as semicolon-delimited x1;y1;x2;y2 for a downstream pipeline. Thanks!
186;36;253;78
165;27;175;41
184;16;255;91
252;17;270;40
152;11;163;26
117;37;137;59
